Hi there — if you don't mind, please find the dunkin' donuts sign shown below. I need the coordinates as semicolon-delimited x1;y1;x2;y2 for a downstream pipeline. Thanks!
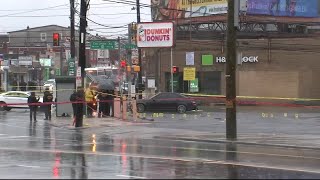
137;22;174;48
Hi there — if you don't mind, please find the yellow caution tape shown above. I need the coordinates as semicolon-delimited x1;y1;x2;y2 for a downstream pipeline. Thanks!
182;93;320;101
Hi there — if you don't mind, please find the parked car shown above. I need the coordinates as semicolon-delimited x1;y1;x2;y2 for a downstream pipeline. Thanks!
43;79;55;92
0;91;43;111
136;92;198;113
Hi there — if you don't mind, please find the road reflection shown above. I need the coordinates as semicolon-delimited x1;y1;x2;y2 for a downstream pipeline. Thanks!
43;122;51;149
69;129;88;179
226;142;239;179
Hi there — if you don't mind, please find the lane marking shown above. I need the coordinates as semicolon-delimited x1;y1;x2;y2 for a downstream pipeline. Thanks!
204;160;320;174
0;136;29;139
0;147;319;175
116;175;147;179
16;165;41;168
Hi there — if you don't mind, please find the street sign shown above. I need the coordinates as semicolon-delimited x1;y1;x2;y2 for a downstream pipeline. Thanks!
123;44;137;49
90;40;117;50
55;68;61;76
76;67;82;87
183;67;196;81
68;58;75;76
189;78;199;92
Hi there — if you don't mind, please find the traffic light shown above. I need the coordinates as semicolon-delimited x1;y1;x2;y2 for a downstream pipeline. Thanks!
53;33;60;46
120;60;126;68
172;66;179;73
130;22;137;44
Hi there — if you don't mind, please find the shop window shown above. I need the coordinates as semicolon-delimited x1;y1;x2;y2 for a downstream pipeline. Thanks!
199;71;221;95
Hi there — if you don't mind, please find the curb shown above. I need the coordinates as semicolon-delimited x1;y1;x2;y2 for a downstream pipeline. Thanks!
154;136;320;150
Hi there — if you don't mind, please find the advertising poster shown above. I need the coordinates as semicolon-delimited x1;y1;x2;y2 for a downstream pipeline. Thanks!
151;0;319;21
151;0;227;20
247;0;319;17
183;67;196;81
186;52;195;66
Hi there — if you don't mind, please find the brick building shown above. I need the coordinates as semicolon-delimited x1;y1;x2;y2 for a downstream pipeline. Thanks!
145;36;320;99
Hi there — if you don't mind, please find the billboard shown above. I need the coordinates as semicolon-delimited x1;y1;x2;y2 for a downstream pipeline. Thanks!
247;0;319;17
151;0;228;20
151;0;319;21
136;22;174;48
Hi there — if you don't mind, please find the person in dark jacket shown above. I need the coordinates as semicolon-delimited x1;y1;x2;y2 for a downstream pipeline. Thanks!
43;88;53;120
20;79;27;91
97;91;108;118
75;89;84;127
11;79;17;91
28;92;40;122
106;90;114;117
70;90;78;118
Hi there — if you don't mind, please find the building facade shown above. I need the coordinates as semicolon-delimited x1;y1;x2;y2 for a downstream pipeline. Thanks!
146;36;320;99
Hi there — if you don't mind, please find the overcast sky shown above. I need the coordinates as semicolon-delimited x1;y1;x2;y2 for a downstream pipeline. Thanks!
0;0;151;38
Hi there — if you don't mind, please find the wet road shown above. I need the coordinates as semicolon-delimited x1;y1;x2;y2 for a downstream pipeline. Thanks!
0;107;320;179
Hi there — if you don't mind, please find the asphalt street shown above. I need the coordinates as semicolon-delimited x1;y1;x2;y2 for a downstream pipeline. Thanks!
0;107;320;179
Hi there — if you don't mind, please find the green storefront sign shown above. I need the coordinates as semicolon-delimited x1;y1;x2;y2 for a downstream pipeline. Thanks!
168;76;179;92
55;68;61;76
68;58;75;76
189;78;199;93
90;40;118;50
122;43;137;49
44;68;50;81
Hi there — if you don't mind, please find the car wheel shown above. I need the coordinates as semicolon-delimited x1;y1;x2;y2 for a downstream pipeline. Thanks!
0;102;7;111
177;105;187;114
137;104;145;113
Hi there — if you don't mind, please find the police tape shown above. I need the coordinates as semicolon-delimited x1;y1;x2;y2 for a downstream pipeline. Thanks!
1;96;320;109
182;93;320;101
138;112;303;120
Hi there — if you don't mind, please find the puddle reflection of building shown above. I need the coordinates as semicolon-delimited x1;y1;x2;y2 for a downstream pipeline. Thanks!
225;142;239;179
70;129;88;179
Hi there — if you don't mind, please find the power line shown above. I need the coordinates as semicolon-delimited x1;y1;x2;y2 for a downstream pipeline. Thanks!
0;4;69;17
74;8;128;29
1;12;150;18
0;4;129;11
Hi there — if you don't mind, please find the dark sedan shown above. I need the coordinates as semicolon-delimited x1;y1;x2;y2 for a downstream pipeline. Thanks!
136;92;198;113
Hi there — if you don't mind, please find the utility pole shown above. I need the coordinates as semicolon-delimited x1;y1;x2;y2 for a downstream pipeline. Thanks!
79;0;87;88
136;0;143;99
127;24;133;99
118;36;122;96
70;0;76;60
77;0;88;127
70;0;76;89
226;0;238;140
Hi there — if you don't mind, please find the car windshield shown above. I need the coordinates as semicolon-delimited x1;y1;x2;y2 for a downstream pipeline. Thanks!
45;80;55;85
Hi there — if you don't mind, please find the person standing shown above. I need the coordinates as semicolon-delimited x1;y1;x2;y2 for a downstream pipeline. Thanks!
43;88;53;120
28;92;40;122
106;90;114;117
74;89;84;127
11;79;17;91
20;79;27;91
97;91;108;118
85;85;96;118
70;90;78;119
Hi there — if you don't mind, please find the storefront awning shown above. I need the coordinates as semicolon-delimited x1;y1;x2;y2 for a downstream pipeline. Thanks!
8;66;28;74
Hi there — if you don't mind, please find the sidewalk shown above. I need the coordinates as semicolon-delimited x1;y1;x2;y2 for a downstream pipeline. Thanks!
47;116;133;129
154;133;320;150
47;113;153;129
